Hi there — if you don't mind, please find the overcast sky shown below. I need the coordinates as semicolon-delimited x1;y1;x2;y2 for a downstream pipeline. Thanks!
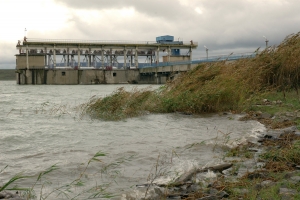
0;0;300;69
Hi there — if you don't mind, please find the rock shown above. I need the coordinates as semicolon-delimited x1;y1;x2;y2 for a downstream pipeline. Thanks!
284;171;300;178
197;195;218;200
153;188;163;196
280;126;297;133
232;188;249;195
0;191;25;200
260;113;272;119
290;176;300;184
248;148;260;152
217;191;229;198
279;188;297;196
166;194;183;199
263;134;273;139
285;112;295;118
186;184;201;193
208;188;218;195
260;180;275;188
246;172;267;179
256;162;265;169
262;99;271;104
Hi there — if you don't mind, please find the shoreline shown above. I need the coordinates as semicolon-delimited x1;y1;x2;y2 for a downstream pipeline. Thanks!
123;111;300;199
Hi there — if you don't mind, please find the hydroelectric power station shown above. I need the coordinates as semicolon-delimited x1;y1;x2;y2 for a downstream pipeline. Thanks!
15;35;198;85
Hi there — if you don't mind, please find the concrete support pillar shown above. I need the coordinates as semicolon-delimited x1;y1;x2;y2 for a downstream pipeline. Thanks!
48;55;51;68
101;47;104;69
63;55;66;67
123;47;127;69
93;55;96;68
135;47;138;68
77;47;81;69
53;46;57;68
168;46;171;62
155;67;159;84
110;48;112;67
44;47;47;67
156;47;159;65
67;48;69;66
71;55;74;68
188;47;193;70
88;48;91;67
130;53;133;68
26;46;29;69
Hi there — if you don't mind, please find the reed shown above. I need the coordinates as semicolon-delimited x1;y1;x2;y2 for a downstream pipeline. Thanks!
82;31;300;120
0;151;124;199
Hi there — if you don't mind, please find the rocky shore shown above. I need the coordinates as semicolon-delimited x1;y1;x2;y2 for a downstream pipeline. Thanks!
123;110;300;200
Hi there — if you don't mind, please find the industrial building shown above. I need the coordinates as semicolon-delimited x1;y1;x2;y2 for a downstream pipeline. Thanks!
15;35;198;84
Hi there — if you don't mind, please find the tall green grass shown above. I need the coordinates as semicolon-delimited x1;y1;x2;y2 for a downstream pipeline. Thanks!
83;32;300;120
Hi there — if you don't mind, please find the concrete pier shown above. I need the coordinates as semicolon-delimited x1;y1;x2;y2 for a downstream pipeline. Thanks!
16;68;141;85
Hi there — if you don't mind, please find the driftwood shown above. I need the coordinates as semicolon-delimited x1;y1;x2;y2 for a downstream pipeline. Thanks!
137;163;233;188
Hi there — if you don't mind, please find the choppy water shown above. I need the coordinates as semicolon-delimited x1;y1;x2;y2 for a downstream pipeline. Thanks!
0;81;265;199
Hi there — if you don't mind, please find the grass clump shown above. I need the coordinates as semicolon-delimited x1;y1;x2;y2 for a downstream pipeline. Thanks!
83;87;157;120
261;140;300;170
83;31;300;120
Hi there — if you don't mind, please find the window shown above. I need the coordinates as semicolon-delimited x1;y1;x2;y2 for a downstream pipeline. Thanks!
113;72;117;77
62;71;66;76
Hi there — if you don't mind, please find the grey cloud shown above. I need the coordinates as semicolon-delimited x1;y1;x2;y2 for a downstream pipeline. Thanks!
42;0;300;48
55;0;196;21
1;0;300;68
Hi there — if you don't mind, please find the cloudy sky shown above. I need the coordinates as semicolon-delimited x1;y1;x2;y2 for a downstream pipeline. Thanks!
0;0;300;69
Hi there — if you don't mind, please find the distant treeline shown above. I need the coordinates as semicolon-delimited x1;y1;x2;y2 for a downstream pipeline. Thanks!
0;69;15;80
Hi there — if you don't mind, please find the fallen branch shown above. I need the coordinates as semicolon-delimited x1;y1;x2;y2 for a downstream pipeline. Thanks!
137;163;233;188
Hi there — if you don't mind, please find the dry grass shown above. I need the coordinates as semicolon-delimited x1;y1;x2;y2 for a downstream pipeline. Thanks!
83;32;300;120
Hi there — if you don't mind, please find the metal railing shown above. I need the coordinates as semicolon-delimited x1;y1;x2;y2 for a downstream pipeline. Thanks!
139;52;256;68
47;52;256;69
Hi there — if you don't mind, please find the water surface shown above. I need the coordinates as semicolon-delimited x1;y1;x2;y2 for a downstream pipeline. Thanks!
0;81;265;199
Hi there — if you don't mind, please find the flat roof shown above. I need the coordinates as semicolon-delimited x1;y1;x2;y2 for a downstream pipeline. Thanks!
16;38;198;50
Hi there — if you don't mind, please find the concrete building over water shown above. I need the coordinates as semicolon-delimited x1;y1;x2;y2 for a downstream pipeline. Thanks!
15;35;198;85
